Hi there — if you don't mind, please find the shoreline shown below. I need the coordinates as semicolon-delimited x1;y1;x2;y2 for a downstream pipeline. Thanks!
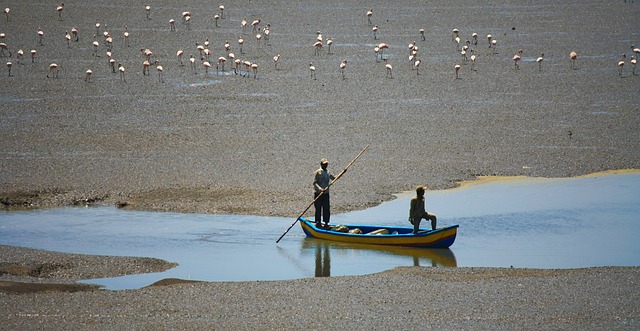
3;169;639;216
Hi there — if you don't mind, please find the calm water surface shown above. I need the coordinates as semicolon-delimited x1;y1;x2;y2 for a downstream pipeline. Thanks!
1;172;638;290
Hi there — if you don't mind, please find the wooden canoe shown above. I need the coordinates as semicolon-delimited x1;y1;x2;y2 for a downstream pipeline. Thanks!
299;217;458;248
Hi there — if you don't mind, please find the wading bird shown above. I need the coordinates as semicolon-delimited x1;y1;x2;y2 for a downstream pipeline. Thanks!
455;64;461;79
309;62;316;79
536;53;544;71
366;8;373;25
85;69;92;82
385;63;393;78
569;51;578;69
340;59;347;78
513;49;523;69
56;3;64;21
47;63;58;78
118;63;125;81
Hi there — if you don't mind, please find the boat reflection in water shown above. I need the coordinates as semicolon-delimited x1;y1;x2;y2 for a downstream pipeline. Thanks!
302;238;457;278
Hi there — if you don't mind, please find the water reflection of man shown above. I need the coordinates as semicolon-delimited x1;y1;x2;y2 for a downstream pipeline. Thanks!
409;185;437;233
315;243;330;277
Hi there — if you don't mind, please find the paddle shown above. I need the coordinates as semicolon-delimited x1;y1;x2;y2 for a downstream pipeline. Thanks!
276;145;369;243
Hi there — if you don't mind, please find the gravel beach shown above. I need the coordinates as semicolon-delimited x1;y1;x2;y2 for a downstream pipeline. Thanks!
1;0;639;329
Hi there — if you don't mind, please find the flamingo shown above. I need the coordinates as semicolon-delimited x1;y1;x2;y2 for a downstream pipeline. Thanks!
513;49;523;69
238;36;244;53
65;31;71;48
273;54;280;70
632;45;640;59
224;40;231;52
124;26;130;47
569;51;577;69
6;61;12;76
177;50;184;66
536;53;544;71
92;35;100;57
170;19;176;31
71;27;78;41
617;54;626;76
251;63;258;78
142;60;150;75
47;63;58;78
470;51;477;71
219;5;225;19
377;43;389;60
340;59;347;78
56;3;64;21
37;28;44;46
105;35;113;52
630;56;637;75
471;33;478;45
217;56;226;72
30;49;37;63
141;48;152;61
95;22;101;35
366;8;373;25
202;58;211;76
84;69;92;82
214;14;220;27
109;58;116;73
16;49;23;64
385;63;393;78
155;60;164;82
184;15;191;30
491;39;498;54
4;7;9;22
189;55;196;74
118;63;125;81
326;37;333;54
241;17;248;34
233;59;241;75
314;41;323;56
419;29;425;41
256;30;262;45
455;64;461;79
414;59;421;75
263;26;270;44
0;42;11;57
487;34;492;48
145;5;151;20
372;25;378;40
309;62;316;79
251;18;261;33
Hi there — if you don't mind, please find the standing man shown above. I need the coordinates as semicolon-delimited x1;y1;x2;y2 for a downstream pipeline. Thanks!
313;158;335;228
409;185;437;233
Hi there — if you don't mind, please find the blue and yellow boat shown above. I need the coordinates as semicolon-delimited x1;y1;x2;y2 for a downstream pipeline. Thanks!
299;217;459;248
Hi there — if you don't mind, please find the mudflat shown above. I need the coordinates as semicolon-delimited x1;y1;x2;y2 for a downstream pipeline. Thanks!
0;0;639;329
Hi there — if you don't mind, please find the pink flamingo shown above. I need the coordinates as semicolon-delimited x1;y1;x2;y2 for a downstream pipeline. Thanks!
366;9;373;25
118;63;125;81
155;60;164;82
56;3;64;21
202;58;211;76
251;63;258;79
4;7;9;22
569;51;578;69
47;63;58;78
177;50;184;66
124;26;130;47
273;54;280;70
340;59;347;78
84;69;92;82
455;64;461;79
513;49;523;70
309;62;316;79
145;5;151;20
314;41;323;56
385;63;393;78
414;59;421;75
6;61;12;76
618;54;626;76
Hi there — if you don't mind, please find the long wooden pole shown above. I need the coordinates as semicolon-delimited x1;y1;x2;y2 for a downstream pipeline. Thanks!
276;145;369;243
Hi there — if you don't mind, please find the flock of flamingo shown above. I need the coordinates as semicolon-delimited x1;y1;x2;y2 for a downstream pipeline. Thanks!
1;3;638;83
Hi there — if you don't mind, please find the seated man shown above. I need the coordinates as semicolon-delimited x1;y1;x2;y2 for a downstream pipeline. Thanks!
409;185;437;233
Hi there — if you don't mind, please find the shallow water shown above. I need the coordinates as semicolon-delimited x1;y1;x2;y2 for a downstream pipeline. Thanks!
1;172;638;290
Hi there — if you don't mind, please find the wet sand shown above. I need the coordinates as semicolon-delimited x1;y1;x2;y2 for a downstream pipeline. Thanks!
0;0;639;329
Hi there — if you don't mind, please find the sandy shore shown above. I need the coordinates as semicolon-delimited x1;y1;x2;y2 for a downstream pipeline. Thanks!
1;0;639;329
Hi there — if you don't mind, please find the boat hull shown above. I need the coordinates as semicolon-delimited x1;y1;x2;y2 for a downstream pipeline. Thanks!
299;218;458;248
